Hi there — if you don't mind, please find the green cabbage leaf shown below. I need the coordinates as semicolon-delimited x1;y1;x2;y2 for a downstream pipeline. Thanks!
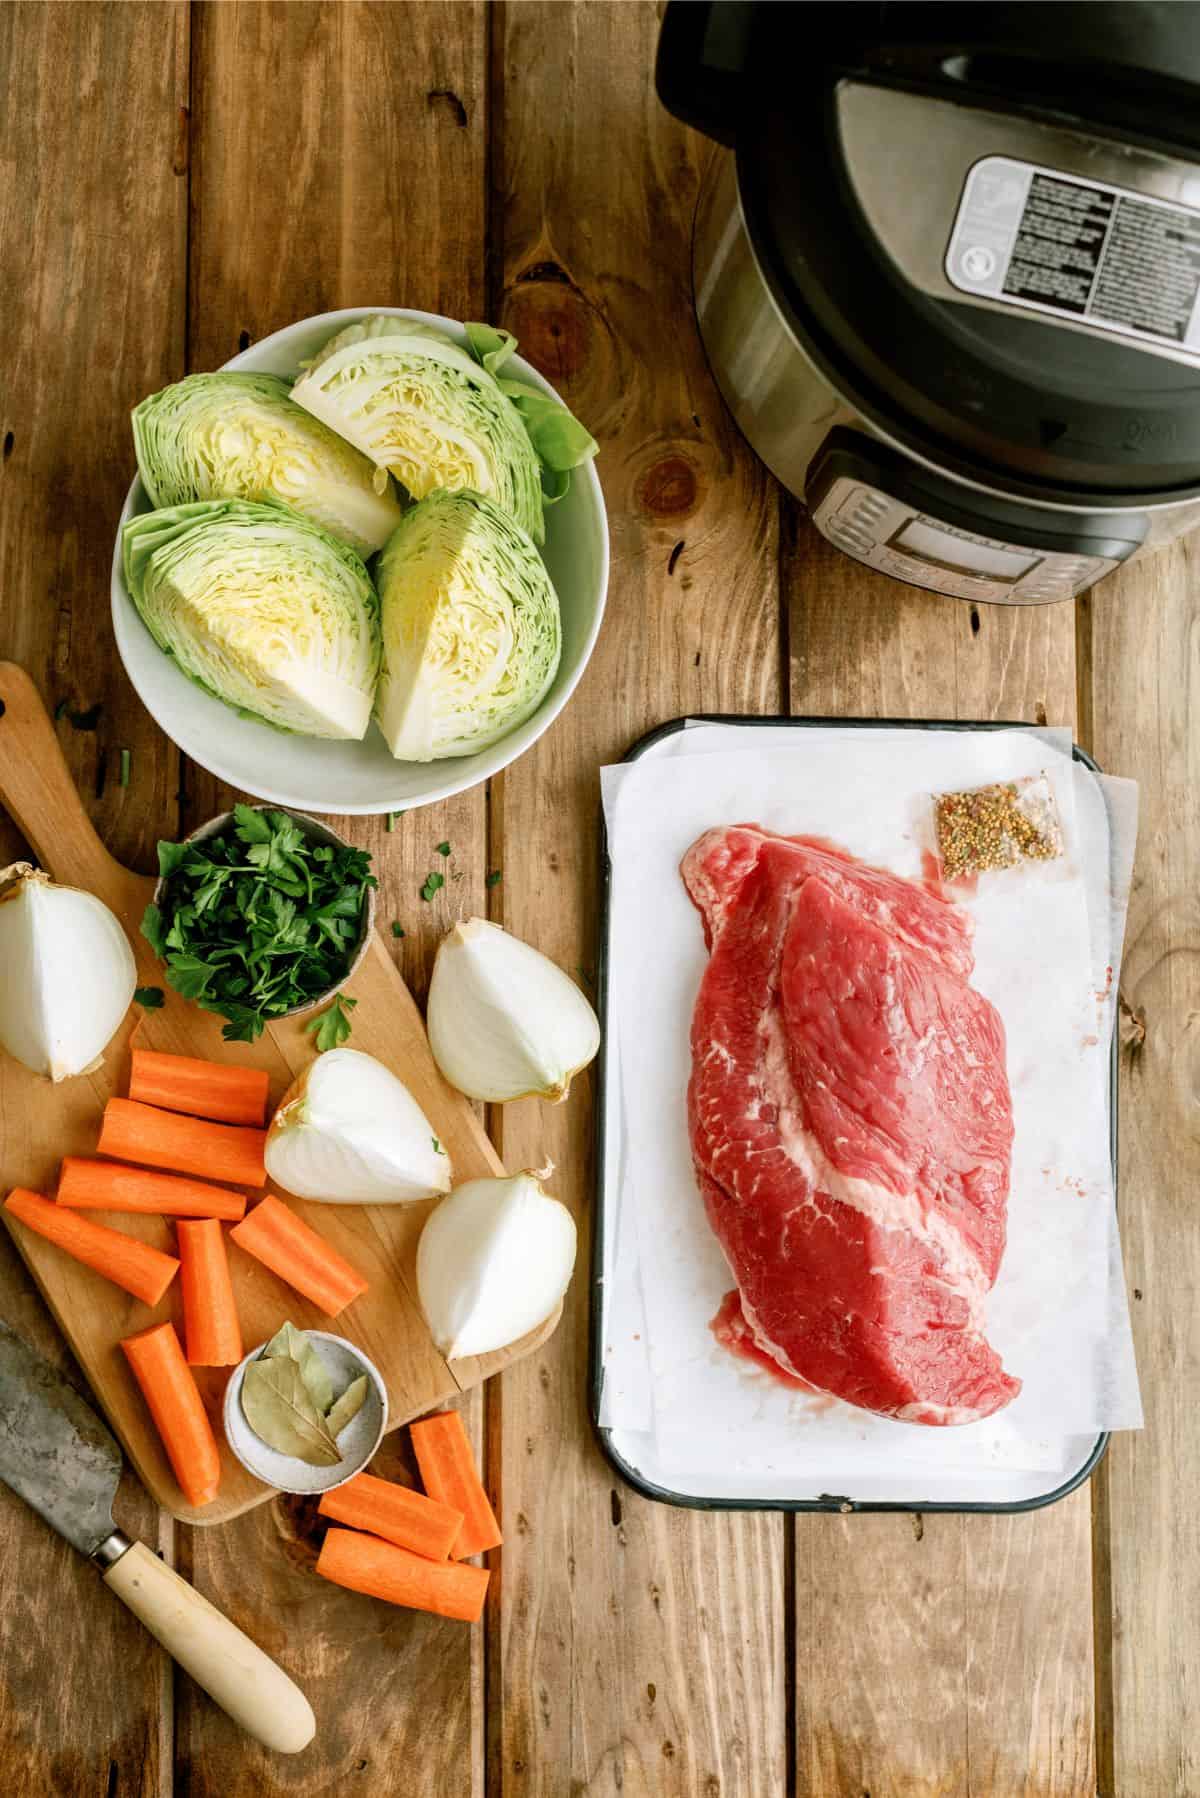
463;321;598;505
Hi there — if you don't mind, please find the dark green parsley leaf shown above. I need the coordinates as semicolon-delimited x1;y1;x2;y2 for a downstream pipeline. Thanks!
133;985;165;1010
305;992;357;1052
436;841;451;858
165;952;218;1001
485;869;502;888
191;872;228;915
268;813;306;860
156;840;190;880
391;921;405;939
233;803;273;844
420;872;445;902
164;909;191;951
220;1004;267;1044
141;902;168;958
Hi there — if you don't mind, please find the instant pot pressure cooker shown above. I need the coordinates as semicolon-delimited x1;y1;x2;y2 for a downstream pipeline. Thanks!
657;1;1200;604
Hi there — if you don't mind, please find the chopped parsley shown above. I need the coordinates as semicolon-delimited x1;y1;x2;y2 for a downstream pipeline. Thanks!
435;841;451;857
133;986;165;1010
141;804;375;1043
391;921;406;939
485;869;502;888
420;872;445;902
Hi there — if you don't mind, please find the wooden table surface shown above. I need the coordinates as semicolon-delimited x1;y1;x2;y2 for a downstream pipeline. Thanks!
0;4;1195;1794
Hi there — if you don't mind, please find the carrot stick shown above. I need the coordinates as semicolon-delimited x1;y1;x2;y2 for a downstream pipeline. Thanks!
229;1195;367;1316
57;1158;247;1222
121;1320;221;1509
316;1527;489;1622
130;1049;270;1128
409;1410;502;1559
318;1472;464;1562
4;1188;178;1307
177;1218;243;1367
98;1098;267;1189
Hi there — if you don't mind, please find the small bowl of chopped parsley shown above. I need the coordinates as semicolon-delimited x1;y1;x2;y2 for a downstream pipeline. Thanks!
142;804;377;1044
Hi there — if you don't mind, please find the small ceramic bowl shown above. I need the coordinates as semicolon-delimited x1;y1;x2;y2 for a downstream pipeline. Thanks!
151;804;375;1021
223;1329;388;1496
111;305;610;815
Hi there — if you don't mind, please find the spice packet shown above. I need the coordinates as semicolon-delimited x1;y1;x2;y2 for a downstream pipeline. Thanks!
932;773;1064;882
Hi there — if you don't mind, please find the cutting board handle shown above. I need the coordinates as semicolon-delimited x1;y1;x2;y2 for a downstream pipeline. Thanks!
104;1540;316;1754
0;662;128;890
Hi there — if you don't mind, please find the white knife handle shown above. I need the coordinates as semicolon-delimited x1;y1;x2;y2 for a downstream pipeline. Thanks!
101;1539;315;1754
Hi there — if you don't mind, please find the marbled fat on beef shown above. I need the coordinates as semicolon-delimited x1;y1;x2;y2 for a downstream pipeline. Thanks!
683;825;1019;1426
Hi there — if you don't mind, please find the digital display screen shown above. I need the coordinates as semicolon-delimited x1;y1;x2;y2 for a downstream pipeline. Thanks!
894;520;1039;582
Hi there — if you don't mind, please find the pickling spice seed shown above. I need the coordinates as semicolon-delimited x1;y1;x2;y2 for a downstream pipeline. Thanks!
934;777;1063;881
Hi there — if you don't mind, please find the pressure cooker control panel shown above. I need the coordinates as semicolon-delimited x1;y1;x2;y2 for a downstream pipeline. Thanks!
802;425;1151;606
811;478;1119;603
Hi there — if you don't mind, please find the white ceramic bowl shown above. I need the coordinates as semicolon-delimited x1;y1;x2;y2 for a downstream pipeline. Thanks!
111;307;609;814
223;1329;388;1496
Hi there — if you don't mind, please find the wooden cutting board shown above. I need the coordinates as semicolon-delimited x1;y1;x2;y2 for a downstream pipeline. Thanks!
0;662;555;1523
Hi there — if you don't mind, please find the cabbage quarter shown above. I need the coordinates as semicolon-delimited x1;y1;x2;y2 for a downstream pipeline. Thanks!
291;318;545;543
132;372;403;557
375;489;561;762
123;499;381;739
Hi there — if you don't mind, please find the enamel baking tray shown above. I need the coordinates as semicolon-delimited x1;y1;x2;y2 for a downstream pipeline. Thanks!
590;716;1115;1514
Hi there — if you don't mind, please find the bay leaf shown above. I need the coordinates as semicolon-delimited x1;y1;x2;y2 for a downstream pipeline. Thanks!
325;1374;369;1438
241;1356;340;1465
262;1320;335;1415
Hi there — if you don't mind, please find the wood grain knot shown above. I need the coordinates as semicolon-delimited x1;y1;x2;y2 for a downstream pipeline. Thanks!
272;1492;324;1571
1119;992;1146;1060
505;283;591;384
427;88;468;128
635;453;701;521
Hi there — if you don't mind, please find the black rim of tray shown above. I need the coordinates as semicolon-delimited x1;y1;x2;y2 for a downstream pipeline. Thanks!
589;714;1115;1515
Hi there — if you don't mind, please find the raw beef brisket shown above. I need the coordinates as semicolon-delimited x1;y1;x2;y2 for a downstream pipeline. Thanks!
683;825;1019;1426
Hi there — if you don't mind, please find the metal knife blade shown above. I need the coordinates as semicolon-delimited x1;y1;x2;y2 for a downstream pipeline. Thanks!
0;1320;122;1558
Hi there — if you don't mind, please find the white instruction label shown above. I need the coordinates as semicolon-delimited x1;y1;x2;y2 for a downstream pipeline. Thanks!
945;155;1200;355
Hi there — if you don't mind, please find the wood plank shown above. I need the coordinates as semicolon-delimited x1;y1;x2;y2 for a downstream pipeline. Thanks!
0;3;188;1791
490;7;786;1794
785;525;1095;1797
1086;540;1200;1797
179;1;489;1790
0;5;187;878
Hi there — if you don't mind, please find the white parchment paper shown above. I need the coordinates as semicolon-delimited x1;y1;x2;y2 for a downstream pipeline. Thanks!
598;726;1141;1488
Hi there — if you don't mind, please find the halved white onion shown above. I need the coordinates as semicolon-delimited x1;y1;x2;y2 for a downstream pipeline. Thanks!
426;918;599;1103
266;1047;452;1204
417;1171;576;1360
0;864;136;1081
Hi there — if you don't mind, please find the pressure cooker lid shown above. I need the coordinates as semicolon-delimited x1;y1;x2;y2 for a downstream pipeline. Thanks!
670;1;1200;501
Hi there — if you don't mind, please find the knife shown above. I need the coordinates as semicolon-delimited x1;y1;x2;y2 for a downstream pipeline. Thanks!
0;1320;315;1754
